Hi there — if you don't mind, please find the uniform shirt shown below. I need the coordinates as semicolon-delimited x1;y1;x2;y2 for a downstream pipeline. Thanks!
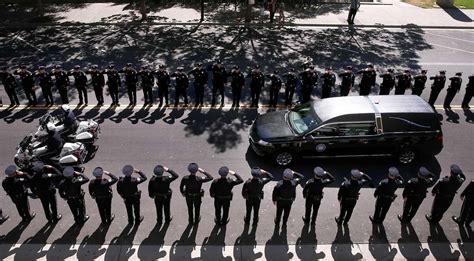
338;71;355;88
299;70;319;87
148;170;179;197
87;70;105;87
0;72;17;89
211;65;227;84
2;175;31;197
248;70;265;88
105;70;121;87
53;71;70;87
283;72;298;87
117;171;147;198
119;68;138;85
230;70;245;88
138;70;155;86
338;178;372;201
379;73;395;89
467;76;474;90
432;173;466;198
402;177;435;199
68;71;88;86
303;175;335;198
14;70;35;87
350;0;360;9
374;178;403;198
461;181;474;201
396;74;412;90
429;75;446;90
210;174;243;198
266;74;282;88
155;70;171;86
448;76;462;92
413;75;427;90
272;179;300;201
37;131;62;151
170;72;189;88
357;69;376;87
188;68;208;85
321;72;336;88
60;110;77;130
89;173;118;199
34;71;54;87
58;174;89;199
242;176;273;199
29;168;63;196
180;172;213;195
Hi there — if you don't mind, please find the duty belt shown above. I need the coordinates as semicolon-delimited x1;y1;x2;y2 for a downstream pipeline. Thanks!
307;194;323;200
379;194;395;199
186;193;201;196
278;197;294;201
95;194;112;199
215;195;232;199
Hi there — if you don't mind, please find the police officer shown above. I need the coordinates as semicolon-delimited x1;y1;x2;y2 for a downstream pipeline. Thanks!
138;65;155;106
2;165;35;222
35;66;55;106
336;169;374;225
105;63;121;106
89;167;118;224
0;67;20;106
86;65;105;106
229;65;245;108
0;209;8;225
395;70;412;95
52;65;70;104
248;65;265;107
14;65;37;106
29;162;63;222
171;67;189;107
119;63;138;106
338;66;355;97
461;75;473;109
426;164;466;223
242;167;274;225
155;64;171;107
210;60;227;107
398;167;436;223
117;165;147;224
179;163;213;224
412;70;428;96
302;166;335;225
68;65;88;105
428;70;447;106
357;64;376;96
283;68;298;105
444;72;463;109
378;69;395;95
320;67;336;99
272;168;304;226
370;167;404;224
299;65;319;103
266;70;283;107
188;62;208;107
210;166;243;225
58;167;90;223
453;180;474;225
148;164;179;224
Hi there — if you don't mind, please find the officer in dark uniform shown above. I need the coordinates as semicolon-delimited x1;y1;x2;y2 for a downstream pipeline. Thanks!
179;163;213;224
461;75;474;109
302;166;335;225
14;65;37;106
188;62;208;107
320;67;336;99
68;65;88;105
428;70;446;106
52;65;70;104
2;165;35;222
155;64;171;107
398;167;436;223
229;65;245;108
370;167;404;223
210;60;227;107
378;69;395;95
282;68;298;105
35;66;55;106
444;72;463;109
242;167;274;225
58;167;90;223
105;63;121;106
299;65;319;103
272;168;304;226
89;167;118;224
248;65;265;107
412;70;428;96
119;63;138;106
86;65;105;106
210;166;243;225
338;66;355;97
266;70;283;107
148;164;179;224
453;180;474;225
138;65;155;106
117;165;147;224
395;70;412;95
1;67;20;106
426;164;466;223
170;67;189;107
29;162;63;222
0;209;8;225
336;169;374;224
357;64;376;96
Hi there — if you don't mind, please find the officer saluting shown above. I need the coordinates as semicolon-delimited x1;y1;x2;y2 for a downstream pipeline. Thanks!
266;70;283;108
412;70;428;96
89;167;118;224
336;169;374;225
180;163;213;224
138;65;155;106
338;66;355;97
378;69;395;95
398;167;436;223
453;179;474;225
105;63;121;106
444;72;462;109
148;165;179;224
370;167;404;224
357;64;376;96
86;65;105;106
188;62;208;107
272;168;304;227
426;164;466;223
320;67;336;99
117;165;147;224
0;67;20;106
68;65;88;105
302;166;335;225
170;67;189;107
119;63;138;106
210;166;243;225
248;65;265;107
58;167;90;223
428;70;446;106
395;70;412;95
242;167;274;226
155;64;171;107
210;60;227;107
2;165;35;222
282;68;298;105
461;75;473;109
229;65;245;108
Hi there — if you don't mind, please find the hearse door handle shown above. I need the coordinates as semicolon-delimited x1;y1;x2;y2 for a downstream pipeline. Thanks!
361;140;369;144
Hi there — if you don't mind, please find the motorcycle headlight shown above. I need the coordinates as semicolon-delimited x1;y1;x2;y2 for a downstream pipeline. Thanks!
257;140;273;147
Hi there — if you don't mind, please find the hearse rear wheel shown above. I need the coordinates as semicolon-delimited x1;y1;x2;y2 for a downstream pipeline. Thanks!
398;148;416;164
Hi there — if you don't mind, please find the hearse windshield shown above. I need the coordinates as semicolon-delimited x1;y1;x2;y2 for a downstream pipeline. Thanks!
288;103;321;134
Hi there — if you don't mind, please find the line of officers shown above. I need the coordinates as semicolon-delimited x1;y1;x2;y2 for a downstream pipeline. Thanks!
1;162;473;230
1;62;473;109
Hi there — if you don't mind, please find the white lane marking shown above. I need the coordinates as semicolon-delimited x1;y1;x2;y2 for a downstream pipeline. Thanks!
423;31;474;44
418;62;474;66
426;42;474;54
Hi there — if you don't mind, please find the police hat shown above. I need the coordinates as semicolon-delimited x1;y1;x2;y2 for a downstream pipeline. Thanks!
219;166;229;177
254;65;261;69
421;70;427;73
404;69;410;73
20;65;27;69
154;165;165;176
308;65;315;70
326;66;333;70
74;65;80;69
122;165;134;176
456;72;462;76
93;167;104;177
108;63;115;69
289;68;295;72
5;165;17;176
450;164;462;176
367;64;374;68
313;166;325;178
38;66;45;70
141;65;148;69
233;65;239;70
273;70;279;74
216;59;222;64
387;68;394;72
251;167;261;177
188;163;198;173
418;167;432;178
283;168;293;180
351;169;362;179
126;63;132;67
196;62;203;67
63;167;75;177
388;167;400;179
92;65;98;69
31;161;45;174
439;70;446;74
159;64;165;69
177;67;184;71
346;66;353;70
55;65;62;69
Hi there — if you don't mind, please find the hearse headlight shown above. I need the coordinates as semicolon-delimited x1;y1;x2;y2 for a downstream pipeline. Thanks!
257;140;273;147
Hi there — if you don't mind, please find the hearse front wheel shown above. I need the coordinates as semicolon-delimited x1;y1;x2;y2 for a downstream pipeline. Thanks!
275;151;294;166
398;148;416;164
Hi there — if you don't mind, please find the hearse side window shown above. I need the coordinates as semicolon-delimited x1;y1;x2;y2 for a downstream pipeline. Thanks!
313;122;376;137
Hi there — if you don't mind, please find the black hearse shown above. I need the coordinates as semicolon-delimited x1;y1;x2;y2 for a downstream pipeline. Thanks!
249;96;443;166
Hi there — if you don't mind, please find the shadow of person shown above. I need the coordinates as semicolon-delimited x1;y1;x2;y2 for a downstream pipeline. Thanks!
137;222;170;260
169;223;199;261
3;107;31;123
201;224;231;261
444;108;460;123
368;223;397;260
0;221;31;260
77;223;111;261
397;222;430;260
81;107;101;122
14;222;57;260
234;223;262;261
265;224;293;260
46;222;85;260
428;223;460;260
440;6;473;22
463;108;474;123
331;223;363;260
127;107;150;124
296;224;325;260
105;222;140;260
142;107;167;124
458;223;474;260
109;108;134;123
162;108;185;125
22;109;48;123
93;106;117;124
